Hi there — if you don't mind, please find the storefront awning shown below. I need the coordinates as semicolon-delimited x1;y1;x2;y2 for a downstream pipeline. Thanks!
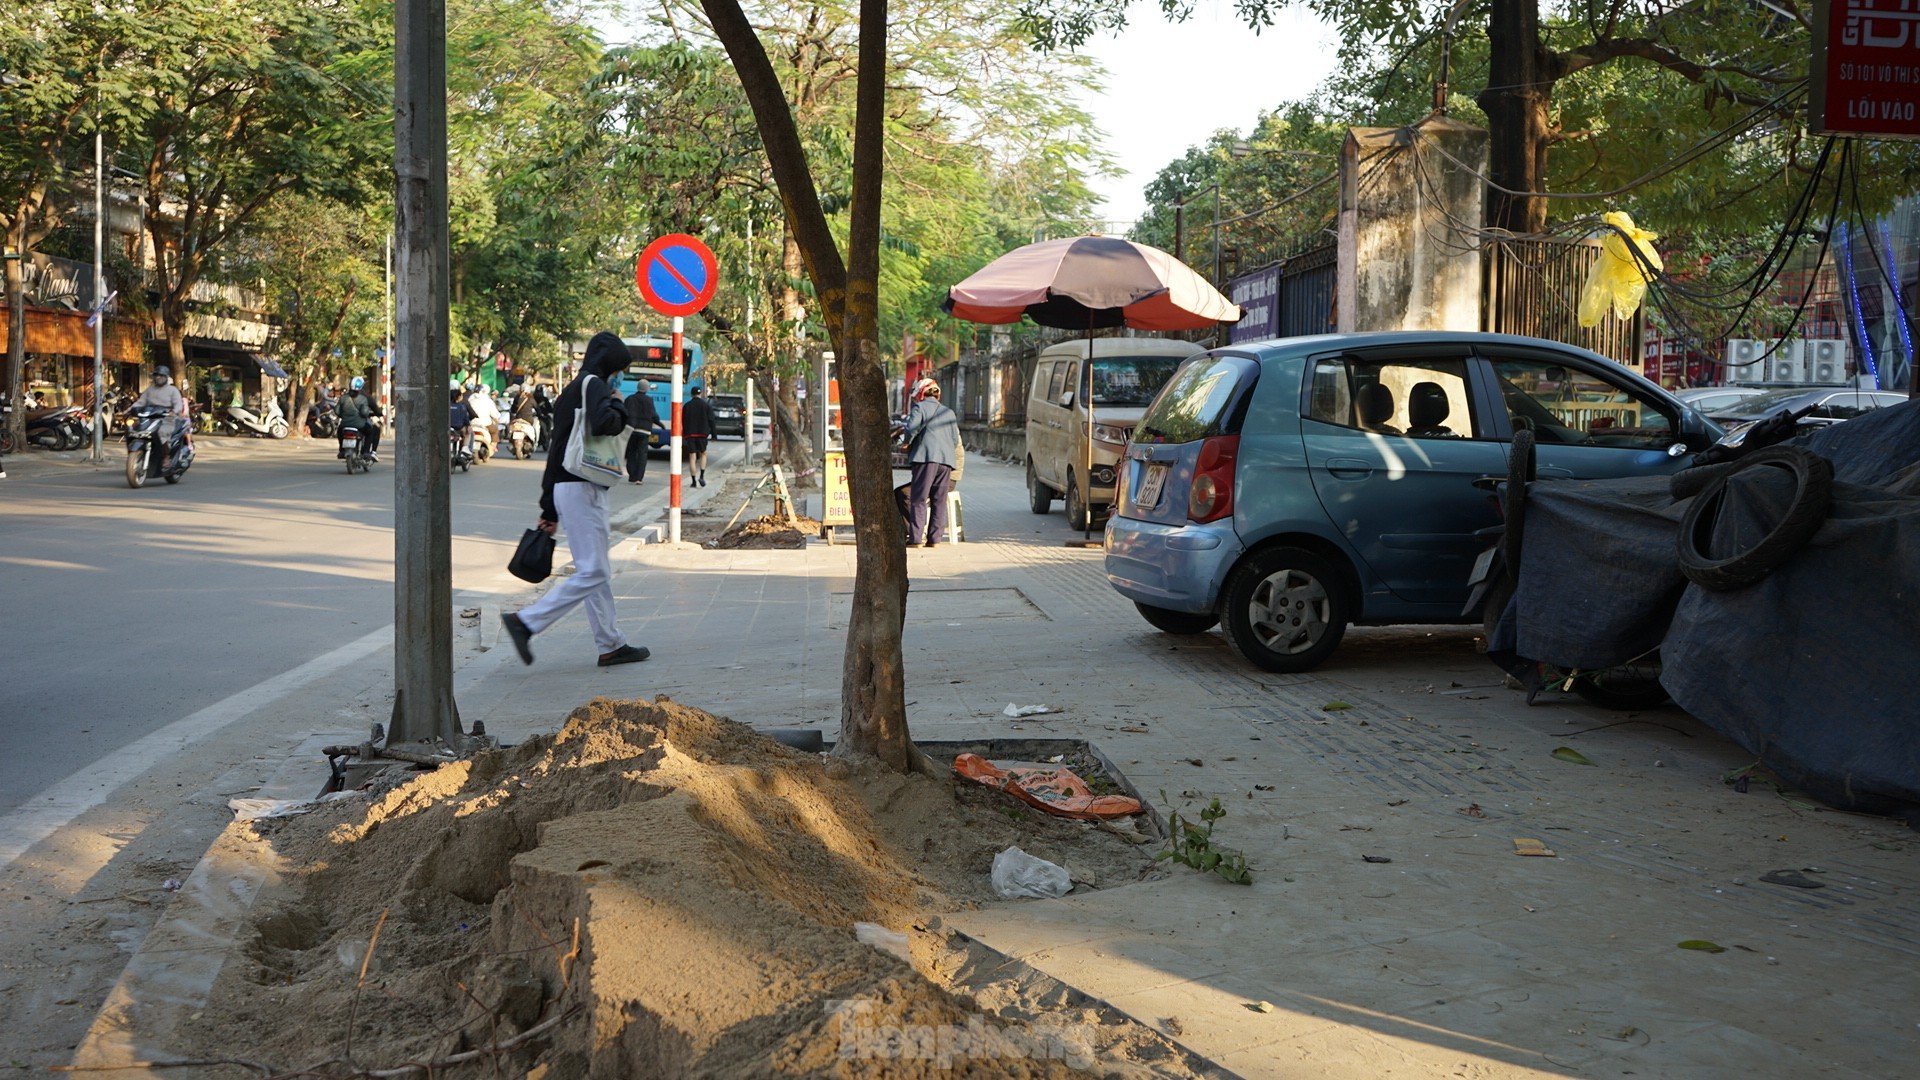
256;355;290;379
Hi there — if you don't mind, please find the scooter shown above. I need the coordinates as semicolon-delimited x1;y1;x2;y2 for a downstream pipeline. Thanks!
450;426;473;472
219;396;290;439
338;426;373;474
125;405;194;488
26;404;87;450
508;415;539;460
308;400;341;439
471;420;495;464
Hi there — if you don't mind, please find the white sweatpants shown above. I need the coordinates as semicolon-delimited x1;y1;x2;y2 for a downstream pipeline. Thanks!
518;481;629;653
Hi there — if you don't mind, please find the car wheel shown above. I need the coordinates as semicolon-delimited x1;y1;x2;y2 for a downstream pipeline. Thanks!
1221;546;1350;672
1026;458;1054;514
1066;471;1091;531
1134;602;1219;635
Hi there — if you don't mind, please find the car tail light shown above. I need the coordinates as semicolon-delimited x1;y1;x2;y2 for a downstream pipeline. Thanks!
1187;435;1239;523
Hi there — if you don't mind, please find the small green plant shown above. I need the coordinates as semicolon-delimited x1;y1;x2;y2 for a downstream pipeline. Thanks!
1157;795;1252;885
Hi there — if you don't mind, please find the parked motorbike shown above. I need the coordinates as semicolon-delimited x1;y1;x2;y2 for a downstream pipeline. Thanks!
450;427;473;472
338;426;373;474
125;406;194;488
509;416;538;460
29;404;87;450
219;396;291;439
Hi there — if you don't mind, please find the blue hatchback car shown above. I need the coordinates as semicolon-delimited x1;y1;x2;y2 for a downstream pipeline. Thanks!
1104;332;1722;672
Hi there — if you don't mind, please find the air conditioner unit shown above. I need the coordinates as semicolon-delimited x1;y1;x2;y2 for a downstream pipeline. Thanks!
1764;350;1809;384
1804;339;1846;384
1724;338;1772;373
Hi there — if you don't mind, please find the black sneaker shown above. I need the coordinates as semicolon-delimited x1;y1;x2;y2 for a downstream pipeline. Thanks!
598;644;650;666
501;611;534;665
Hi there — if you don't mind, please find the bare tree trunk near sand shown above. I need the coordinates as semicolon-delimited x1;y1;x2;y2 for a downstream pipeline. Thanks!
702;0;924;772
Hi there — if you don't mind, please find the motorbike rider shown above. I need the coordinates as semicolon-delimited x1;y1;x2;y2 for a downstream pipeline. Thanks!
450;383;474;460
334;376;381;460
465;382;500;458
531;385;554;448
133;366;191;468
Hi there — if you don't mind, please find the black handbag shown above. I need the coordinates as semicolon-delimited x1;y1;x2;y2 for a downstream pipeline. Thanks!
508;527;556;583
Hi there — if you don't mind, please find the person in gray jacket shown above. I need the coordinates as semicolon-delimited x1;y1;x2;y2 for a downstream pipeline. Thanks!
901;378;960;547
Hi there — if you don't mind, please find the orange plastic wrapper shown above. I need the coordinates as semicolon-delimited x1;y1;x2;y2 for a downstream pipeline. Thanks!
952;752;1143;821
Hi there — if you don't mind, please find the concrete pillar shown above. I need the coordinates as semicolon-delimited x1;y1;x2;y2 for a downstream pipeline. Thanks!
1338;118;1488;334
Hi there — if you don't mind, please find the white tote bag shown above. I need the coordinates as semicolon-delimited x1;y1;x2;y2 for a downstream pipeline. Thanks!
562;375;628;487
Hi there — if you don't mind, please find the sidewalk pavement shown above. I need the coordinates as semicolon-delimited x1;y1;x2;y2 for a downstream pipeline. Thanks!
56;438;1916;1078
446;450;1919;1078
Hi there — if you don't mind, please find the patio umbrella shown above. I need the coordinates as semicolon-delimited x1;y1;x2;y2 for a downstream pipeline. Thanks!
943;235;1242;542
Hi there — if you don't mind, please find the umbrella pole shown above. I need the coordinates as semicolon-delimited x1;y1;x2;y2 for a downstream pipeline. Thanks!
1068;320;1101;549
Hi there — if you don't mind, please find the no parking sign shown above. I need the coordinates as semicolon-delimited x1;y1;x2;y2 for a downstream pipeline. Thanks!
635;234;718;317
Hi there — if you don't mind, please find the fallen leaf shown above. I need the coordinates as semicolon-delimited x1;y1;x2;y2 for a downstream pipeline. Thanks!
1361;855;1393;864
1460;803;1487;818
1677;939;1727;953
1513;837;1556;857
1339;824;1373;832
1246;1000;1276;1014
1386;798;1409;807
1323;701;1354;712
1253;784;1275;792
1184;758;1204;767
1552;747;1597;766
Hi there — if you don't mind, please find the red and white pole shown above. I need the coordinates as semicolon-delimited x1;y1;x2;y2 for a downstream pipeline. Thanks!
669;314;684;543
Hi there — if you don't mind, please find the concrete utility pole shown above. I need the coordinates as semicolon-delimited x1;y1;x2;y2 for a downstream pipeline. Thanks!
391;0;460;745
92;128;104;463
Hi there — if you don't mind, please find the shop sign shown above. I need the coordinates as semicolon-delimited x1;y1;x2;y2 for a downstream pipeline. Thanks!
1228;264;1280;344
1813;0;1920;138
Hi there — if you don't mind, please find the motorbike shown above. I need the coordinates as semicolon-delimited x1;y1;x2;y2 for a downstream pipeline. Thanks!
218;396;291;439
450;426;473;472
29;404;88;450
471;419;495;464
509;415;539;460
307;400;341;439
338;426;373;474
125;405;194;488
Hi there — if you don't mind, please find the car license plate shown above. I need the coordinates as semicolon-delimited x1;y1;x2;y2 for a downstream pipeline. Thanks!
1136;463;1169;509
1467;546;1496;587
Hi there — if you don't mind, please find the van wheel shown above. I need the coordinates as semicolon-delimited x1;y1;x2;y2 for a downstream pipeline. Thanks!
1221;546;1350;672
1027;458;1054;514
1134;602;1219;635
1066;472;1091;531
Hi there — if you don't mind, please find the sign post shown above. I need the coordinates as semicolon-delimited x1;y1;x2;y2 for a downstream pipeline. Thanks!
1812;0;1920;138
635;233;719;544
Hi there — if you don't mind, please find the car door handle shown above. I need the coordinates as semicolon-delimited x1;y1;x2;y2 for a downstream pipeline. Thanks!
1324;457;1374;479
1538;466;1574;478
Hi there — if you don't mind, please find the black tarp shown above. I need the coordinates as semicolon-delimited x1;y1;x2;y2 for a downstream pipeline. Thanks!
1492;400;1920;814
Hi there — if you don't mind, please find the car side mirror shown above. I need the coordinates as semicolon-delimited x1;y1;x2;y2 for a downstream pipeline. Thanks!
1667;441;1689;458
1058;390;1075;408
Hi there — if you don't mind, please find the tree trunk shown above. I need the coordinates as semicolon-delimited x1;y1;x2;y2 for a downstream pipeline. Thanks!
5;219;26;449
703;0;919;773
1478;0;1553;235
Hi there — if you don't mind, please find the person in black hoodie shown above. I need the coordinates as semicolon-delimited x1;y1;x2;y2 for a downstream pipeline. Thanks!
501;332;649;667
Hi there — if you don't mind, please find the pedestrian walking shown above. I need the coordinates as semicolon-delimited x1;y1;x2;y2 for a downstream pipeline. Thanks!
901;378;960;547
683;386;714;486
624;379;660;484
500;331;649;668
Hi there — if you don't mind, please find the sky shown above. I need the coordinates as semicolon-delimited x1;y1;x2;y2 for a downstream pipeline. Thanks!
1068;1;1343;229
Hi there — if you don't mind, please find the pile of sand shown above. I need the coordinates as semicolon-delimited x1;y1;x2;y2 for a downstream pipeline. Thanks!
176;699;1197;1077
711;514;821;549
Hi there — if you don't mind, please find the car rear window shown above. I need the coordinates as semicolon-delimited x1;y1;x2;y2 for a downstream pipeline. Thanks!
1134;354;1258;444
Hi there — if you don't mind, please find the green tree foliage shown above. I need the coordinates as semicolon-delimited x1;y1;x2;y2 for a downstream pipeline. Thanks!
125;0;389;368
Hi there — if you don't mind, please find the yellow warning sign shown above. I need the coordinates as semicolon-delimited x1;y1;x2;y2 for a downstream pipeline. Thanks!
822;450;854;526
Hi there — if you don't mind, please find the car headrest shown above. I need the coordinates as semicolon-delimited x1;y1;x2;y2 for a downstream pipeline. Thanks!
1356;383;1395;428
1409;382;1451;429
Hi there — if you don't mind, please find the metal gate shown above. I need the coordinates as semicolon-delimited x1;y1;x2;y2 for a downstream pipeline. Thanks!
1482;238;1642;368
1278;244;1337;338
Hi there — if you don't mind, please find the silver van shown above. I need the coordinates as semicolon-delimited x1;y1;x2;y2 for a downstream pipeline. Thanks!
1025;337;1206;529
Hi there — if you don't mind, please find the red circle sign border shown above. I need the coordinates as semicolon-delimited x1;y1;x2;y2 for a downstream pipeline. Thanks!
635;233;719;318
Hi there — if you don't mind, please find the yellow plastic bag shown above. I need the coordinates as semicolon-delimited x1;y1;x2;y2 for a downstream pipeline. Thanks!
1577;211;1663;327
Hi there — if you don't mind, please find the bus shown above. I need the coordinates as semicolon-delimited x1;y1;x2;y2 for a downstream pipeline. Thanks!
612;336;705;451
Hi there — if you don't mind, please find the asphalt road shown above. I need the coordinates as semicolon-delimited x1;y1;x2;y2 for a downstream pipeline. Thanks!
0;433;734;813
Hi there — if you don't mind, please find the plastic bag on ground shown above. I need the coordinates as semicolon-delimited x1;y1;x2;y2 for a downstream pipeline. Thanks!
953;753;1143;821
991;846;1072;899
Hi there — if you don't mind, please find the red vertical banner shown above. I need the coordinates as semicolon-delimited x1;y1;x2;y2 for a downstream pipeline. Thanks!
1812;0;1920;139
